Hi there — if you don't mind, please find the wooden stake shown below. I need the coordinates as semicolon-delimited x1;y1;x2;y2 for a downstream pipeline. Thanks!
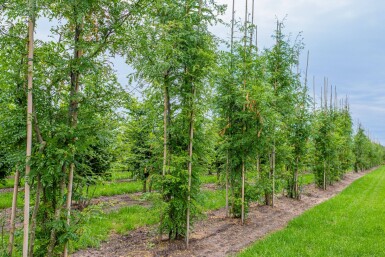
250;0;255;47
241;0;248;226
225;150;229;217
8;169;20;256
305;50;309;87
163;77;169;177
313;76;316;110
23;0;35;255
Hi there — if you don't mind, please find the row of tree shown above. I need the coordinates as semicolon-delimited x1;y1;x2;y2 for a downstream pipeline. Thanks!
0;0;384;256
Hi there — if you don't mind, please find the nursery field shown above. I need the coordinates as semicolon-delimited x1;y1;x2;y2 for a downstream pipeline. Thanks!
2;0;385;256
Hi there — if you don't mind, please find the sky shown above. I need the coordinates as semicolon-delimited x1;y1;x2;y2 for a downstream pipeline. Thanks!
34;0;385;144
212;0;385;144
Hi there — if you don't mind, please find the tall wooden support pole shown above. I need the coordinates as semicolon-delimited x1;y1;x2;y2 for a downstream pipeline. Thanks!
186;0;201;247
250;0;255;47
163;81;168;177
241;0;248;226
23;0;35;255
305;50;309;87
313;76;316;110
227;0;235;218
8;169;20;256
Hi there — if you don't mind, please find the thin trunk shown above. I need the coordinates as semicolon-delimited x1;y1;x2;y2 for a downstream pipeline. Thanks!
28;175;42;256
230;0;235;58
240;0;248;224
250;0;255;47
255;25;258;52
256;155;260;180
225;150;229;217
64;15;83;256
226;0;235;219
241;159;245;225
186;106;194;248
330;84;333;110
63;164;74;257
294;157;299;199
23;0;35;255
323;161;326;190
272;145;276;207
29;103;46;257
163;79;168;177
305;50;309;87
313;76;316;110
320;85;323;110
143;167;147;193
47;167;66;257
8;169;20;256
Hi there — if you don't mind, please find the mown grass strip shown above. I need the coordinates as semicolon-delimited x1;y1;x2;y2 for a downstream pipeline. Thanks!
238;167;385;257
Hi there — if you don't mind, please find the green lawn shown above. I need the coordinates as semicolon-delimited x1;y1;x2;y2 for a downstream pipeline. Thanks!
238;166;385;257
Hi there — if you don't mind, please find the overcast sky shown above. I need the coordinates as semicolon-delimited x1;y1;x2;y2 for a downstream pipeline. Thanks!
212;0;385;144
35;0;385;144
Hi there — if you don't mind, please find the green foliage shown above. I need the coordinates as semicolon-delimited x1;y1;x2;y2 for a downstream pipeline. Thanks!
353;125;384;172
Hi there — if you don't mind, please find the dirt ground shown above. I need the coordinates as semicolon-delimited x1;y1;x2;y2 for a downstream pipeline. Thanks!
72;169;374;257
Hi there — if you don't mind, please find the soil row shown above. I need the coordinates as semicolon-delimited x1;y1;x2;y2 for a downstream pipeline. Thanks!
72;169;374;257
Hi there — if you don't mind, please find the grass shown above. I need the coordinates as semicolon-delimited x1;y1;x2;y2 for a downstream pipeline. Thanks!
0;192;23;210
108;171;133;181
301;173;315;185
85;180;143;198
201;174;218;184
200;189;226;211
72;188;227;252
73;205;159;251
238;166;385;257
0;178;15;189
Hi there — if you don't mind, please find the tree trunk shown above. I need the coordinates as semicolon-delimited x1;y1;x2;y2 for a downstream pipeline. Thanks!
163;76;169;177
143;167;147;193
63;15;83;256
23;0;35;255
47;167;66;257
28;174;42;256
241;159;245;225
8;169;20;256
272;146;276;207
225;151;229;217
186;84;195;248
323;161;326;190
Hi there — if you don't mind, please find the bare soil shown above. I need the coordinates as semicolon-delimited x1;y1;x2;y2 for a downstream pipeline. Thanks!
72;169;374;257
